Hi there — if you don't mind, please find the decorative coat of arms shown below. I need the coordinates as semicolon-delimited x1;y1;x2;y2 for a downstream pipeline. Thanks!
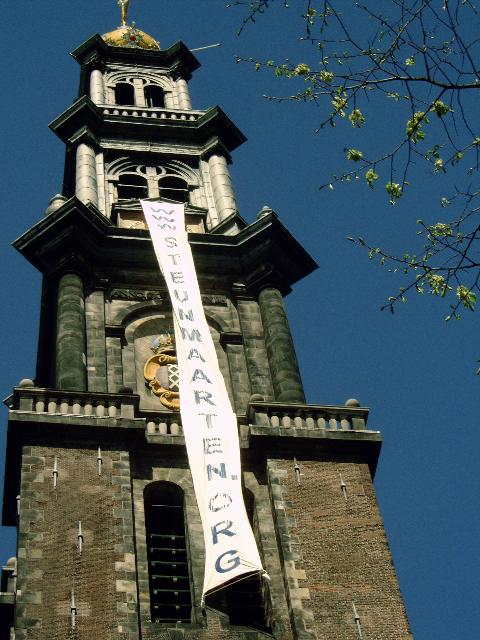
143;333;180;410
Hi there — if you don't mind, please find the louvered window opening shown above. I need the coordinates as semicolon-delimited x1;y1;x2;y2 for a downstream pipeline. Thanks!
145;483;192;624
115;82;135;106
117;174;149;200
159;177;189;203
145;85;165;108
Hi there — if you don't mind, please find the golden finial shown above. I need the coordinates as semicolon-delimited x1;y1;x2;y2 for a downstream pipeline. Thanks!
118;0;131;27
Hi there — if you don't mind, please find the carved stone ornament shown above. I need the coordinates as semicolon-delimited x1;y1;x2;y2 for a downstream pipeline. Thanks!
110;289;226;306
201;294;228;306
110;289;163;302
144;335;180;410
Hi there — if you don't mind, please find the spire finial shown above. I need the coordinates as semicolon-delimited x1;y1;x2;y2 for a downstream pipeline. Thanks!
118;0;131;27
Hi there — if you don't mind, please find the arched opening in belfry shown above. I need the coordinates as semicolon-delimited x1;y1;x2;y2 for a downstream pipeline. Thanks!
144;481;192;623
206;488;271;631
114;82;135;106
117;173;149;200
159;176;189;203
144;84;165;108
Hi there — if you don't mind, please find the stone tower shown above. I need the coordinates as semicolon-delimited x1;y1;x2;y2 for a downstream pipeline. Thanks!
1;17;412;640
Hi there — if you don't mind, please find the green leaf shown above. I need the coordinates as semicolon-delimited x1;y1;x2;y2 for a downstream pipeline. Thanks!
385;182;403;200
347;148;363;161
365;168;379;188
431;100;451;117
348;108;365;127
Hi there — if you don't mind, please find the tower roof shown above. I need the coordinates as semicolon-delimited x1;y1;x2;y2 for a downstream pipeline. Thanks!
102;24;160;51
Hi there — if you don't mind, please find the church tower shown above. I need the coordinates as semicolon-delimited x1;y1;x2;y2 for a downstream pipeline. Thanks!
1;10;412;640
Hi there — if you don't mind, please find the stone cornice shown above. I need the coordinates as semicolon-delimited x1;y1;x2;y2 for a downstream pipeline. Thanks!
71;34;201;76
49;97;246;153
13;198;318;293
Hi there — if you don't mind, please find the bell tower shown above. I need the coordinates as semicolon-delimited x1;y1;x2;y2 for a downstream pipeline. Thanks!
1;9;412;640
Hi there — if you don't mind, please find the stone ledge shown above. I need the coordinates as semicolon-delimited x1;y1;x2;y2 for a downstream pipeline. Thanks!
249;425;381;440
0;592;15;605
8;411;145;431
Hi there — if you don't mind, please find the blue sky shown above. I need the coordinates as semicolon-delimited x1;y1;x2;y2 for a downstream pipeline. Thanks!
0;2;478;638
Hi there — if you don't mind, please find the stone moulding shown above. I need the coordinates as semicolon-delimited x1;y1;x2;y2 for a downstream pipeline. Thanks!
108;289;228;306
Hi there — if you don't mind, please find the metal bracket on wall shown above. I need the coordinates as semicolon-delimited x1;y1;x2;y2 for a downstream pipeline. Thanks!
97;446;103;476
294;458;301;485
52;457;59;489
77;521;84;556
71;590;77;629
352;602;363;639
340;473;348;499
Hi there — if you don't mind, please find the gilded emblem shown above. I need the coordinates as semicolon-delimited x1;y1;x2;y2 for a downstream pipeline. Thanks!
144;333;180;411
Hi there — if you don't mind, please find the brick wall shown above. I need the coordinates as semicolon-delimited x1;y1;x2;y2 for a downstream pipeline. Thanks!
15;445;138;640
268;459;412;640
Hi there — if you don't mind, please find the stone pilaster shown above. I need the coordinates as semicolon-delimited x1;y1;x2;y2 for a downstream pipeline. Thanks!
85;289;107;392
236;298;274;401
164;90;176;108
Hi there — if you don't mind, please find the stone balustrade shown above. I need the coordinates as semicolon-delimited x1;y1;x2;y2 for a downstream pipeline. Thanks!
9;386;137;420
144;414;183;436
8;386;371;437
101;105;202;122
247;400;370;431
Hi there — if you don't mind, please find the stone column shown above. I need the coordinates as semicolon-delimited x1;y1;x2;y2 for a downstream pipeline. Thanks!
176;77;192;109
56;273;87;391
208;154;237;222
75;143;98;207
89;69;105;104
258;287;305;403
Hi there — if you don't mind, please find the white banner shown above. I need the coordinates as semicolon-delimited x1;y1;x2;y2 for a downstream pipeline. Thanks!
141;200;266;599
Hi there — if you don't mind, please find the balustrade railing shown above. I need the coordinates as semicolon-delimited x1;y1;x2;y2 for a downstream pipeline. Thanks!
144;414;183;436
101;105;202;122
8;387;370;436
10;387;137;420
247;401;369;432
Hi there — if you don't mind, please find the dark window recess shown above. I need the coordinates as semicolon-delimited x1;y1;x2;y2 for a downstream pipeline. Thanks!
117;174;148;200
159;176;189;203
114;82;135;106
206;490;271;632
145;85;165;108
144;482;192;624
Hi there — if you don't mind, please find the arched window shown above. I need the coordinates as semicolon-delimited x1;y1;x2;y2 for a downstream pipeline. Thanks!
206;489;270;631
144;482;192;623
114;82;135;106
145;85;165;108
159;176;189;203
117;173;148;200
